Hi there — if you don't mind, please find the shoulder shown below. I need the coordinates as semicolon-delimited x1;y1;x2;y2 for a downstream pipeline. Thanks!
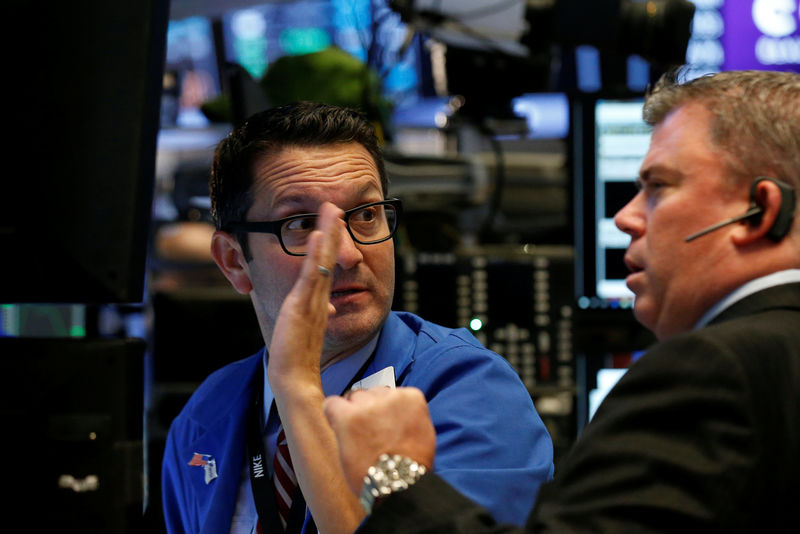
541;304;800;532
172;350;263;429
641;304;800;386
387;313;532;420
391;310;498;355
391;311;518;376
587;306;800;454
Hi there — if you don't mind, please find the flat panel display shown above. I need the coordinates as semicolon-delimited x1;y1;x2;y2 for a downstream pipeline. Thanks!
3;0;168;304
574;97;650;310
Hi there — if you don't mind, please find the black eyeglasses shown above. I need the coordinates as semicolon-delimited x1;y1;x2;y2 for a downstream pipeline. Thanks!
225;198;402;256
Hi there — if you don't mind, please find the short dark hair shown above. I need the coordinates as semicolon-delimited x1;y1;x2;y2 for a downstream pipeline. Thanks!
209;101;388;258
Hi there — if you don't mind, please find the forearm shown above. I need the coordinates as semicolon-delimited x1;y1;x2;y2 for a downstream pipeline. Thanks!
274;380;365;534
264;204;363;532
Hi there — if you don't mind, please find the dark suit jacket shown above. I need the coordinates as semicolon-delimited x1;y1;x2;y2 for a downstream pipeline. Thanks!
358;282;800;533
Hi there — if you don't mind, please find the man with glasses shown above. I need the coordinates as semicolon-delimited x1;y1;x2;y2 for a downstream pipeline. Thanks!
161;102;554;534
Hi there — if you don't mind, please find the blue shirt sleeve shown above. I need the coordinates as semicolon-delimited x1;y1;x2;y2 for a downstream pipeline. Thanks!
162;415;196;534
400;329;554;526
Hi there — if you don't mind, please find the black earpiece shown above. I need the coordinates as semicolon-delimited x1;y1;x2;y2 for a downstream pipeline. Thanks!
684;177;796;242
751;177;796;241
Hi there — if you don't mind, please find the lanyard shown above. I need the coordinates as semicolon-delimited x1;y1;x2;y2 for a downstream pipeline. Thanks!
247;353;376;533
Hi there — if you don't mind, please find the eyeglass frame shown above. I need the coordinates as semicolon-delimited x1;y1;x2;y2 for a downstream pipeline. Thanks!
223;198;403;256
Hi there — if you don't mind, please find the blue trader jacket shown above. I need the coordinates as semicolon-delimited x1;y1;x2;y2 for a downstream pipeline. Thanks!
162;311;554;533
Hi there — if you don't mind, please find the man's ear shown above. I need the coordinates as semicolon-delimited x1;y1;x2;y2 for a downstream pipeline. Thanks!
731;178;788;246
210;230;253;294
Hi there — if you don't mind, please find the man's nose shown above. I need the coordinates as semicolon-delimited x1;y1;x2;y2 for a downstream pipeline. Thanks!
334;224;364;270
614;194;645;238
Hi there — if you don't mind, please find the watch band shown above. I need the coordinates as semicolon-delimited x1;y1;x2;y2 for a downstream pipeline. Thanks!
359;453;427;514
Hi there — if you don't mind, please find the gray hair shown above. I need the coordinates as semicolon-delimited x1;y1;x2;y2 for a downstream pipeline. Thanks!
643;69;800;190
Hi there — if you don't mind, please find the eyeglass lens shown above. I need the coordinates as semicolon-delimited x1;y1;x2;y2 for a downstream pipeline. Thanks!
281;203;397;254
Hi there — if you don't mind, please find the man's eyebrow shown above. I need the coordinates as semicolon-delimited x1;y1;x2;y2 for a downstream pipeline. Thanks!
274;194;308;207
633;169;652;191
269;182;383;216
637;166;659;182
356;181;384;198
637;164;682;185
270;195;312;214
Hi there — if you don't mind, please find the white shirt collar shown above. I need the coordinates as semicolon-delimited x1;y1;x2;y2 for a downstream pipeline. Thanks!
694;269;800;330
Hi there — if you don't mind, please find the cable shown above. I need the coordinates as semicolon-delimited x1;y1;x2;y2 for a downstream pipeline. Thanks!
479;124;508;241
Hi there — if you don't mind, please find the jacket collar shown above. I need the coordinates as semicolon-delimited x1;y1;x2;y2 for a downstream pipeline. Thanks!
710;281;800;326
697;270;800;329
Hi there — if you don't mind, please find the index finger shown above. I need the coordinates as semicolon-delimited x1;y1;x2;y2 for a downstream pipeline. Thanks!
307;201;344;274
291;202;344;310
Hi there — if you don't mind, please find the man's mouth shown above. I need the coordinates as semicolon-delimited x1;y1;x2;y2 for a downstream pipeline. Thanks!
330;287;364;299
624;256;644;274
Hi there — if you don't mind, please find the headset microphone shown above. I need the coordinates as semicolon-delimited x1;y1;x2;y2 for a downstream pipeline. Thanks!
684;177;796;243
684;206;763;242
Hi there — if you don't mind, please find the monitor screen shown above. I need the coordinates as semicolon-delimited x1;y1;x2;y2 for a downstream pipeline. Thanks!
573;97;650;311
571;96;657;430
3;0;168;304
220;0;425;107
684;0;800;79
163;1;431;132
163;16;224;128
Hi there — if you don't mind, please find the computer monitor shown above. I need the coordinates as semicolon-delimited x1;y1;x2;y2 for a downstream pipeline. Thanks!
571;95;657;430
3;0;168;304
573;96;650;312
218;0;427;108
684;0;800;78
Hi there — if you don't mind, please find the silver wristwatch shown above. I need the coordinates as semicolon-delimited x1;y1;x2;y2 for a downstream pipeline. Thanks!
359;453;427;514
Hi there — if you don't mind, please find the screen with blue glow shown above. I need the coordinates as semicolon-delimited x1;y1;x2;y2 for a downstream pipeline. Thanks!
221;0;423;107
164;1;428;128
164;16;222;128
